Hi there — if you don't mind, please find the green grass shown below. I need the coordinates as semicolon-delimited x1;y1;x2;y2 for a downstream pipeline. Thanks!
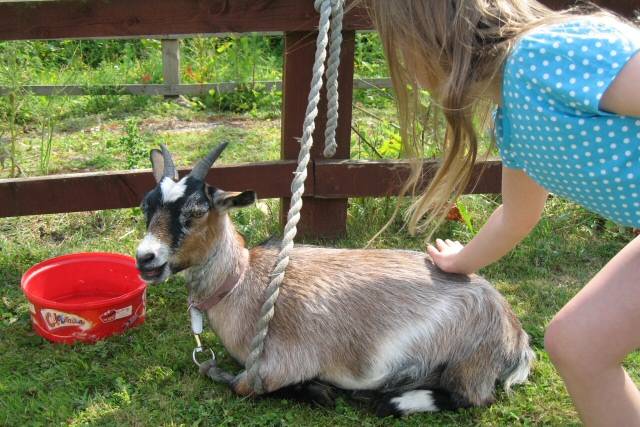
1;186;638;426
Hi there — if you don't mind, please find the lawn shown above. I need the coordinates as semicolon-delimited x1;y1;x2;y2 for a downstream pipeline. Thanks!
1;36;639;426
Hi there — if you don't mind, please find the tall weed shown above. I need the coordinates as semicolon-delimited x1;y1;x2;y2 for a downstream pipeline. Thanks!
0;42;34;176
112;118;148;169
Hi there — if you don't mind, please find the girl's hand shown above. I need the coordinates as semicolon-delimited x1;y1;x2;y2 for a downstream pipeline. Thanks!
426;239;468;274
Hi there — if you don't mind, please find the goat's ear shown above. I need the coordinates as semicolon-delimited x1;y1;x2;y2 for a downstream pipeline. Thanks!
150;149;165;183
150;148;179;182
210;189;257;211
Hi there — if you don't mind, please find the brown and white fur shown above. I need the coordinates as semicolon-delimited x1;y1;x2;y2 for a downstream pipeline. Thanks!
136;143;535;416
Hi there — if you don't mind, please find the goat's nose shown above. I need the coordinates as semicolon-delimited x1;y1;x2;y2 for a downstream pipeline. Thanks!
137;252;155;265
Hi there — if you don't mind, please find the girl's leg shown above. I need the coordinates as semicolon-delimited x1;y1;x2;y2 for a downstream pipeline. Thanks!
544;234;640;426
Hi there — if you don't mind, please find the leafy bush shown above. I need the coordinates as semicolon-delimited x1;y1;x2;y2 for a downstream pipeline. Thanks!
200;85;281;116
31;40;153;68
105;118;149;169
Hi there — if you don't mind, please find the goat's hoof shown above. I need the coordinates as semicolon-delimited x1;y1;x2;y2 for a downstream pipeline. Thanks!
198;359;235;385
208;367;236;385
269;381;337;407
198;359;217;376
303;382;336;407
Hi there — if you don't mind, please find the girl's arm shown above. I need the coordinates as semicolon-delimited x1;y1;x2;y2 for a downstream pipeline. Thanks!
427;52;640;275
427;167;549;274
599;51;640;116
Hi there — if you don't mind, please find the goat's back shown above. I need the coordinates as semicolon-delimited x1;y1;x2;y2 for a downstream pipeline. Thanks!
242;245;528;393
253;245;506;315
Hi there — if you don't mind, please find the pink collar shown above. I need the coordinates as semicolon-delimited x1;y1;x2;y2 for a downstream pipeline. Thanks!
190;253;247;312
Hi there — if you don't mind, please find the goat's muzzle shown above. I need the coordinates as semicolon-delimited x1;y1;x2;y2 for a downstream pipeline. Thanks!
136;234;172;283
137;261;169;283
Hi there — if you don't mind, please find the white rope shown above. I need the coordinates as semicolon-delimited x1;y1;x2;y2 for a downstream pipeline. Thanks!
323;0;344;158
244;0;344;394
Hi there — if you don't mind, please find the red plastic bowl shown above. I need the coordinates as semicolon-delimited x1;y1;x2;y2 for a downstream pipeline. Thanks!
21;252;146;344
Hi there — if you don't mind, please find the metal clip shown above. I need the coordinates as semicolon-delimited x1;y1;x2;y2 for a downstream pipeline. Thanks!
189;307;214;367
192;345;215;367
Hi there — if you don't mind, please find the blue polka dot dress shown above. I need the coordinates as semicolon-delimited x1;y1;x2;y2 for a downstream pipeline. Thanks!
495;17;640;227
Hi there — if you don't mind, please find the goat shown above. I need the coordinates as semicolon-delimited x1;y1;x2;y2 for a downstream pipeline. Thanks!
135;142;535;416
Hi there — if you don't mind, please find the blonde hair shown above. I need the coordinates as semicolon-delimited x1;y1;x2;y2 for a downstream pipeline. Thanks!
364;0;603;237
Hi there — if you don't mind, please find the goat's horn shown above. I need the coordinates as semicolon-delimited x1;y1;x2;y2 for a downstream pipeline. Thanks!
160;144;177;180
190;142;228;181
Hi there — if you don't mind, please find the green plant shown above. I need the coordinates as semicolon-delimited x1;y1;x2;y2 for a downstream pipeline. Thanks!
0;129;7;170
38;113;54;175
377;126;402;158
36;53;81;175
123;119;148;169
107;118;148;169
456;199;476;234
354;33;387;79
202;84;281;116
183;35;282;85
0;42;33;177
6;93;23;176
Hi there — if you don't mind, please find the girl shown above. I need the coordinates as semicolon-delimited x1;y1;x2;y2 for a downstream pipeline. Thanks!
365;0;640;425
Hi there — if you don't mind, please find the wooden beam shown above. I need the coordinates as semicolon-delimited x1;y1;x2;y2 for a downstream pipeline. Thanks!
315;159;502;198
161;39;180;99
0;79;392;97
0;161;300;217
0;0;637;42
0;159;502;217
281;31;355;239
0;0;372;41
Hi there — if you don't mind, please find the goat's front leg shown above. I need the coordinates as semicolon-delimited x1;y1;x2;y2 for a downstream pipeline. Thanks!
199;359;336;407
198;359;255;396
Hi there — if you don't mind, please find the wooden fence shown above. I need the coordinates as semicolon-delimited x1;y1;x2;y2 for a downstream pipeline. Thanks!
0;0;637;238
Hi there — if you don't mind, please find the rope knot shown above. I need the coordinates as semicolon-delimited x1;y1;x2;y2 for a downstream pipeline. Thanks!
323;145;337;157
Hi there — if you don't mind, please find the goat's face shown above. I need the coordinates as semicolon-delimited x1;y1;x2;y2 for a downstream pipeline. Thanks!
135;143;256;283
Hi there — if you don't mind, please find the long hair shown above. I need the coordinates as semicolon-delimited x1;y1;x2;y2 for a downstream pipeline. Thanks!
364;0;604;237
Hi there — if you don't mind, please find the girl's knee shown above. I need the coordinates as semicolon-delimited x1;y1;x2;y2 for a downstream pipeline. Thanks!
544;314;590;371
544;316;570;367
545;313;619;374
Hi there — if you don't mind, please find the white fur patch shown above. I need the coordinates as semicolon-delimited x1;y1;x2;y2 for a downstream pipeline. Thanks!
369;300;452;382
391;390;439;414
320;300;454;391
160;177;187;203
136;234;169;267
504;347;535;391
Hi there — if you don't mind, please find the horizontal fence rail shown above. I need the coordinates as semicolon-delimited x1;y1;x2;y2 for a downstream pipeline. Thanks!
0;0;636;40
0;79;392;97
315;159;502;198
0;0;372;40
0;159;502;217
0;160;300;216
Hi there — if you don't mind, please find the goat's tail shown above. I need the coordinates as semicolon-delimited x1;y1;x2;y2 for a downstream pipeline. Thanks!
375;389;468;417
501;331;536;392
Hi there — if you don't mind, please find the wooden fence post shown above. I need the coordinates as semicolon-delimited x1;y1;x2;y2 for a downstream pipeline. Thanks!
281;31;355;240
161;38;180;98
